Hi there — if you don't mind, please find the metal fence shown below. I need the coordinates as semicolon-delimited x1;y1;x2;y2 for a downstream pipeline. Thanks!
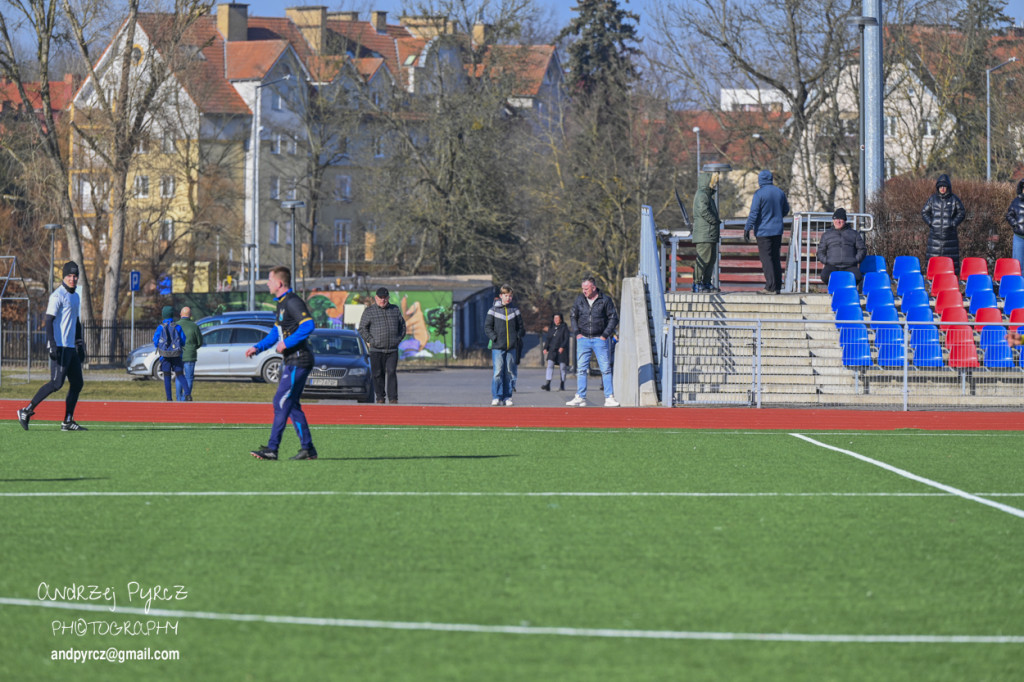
1;321;158;369
787;212;874;293
664;316;1024;410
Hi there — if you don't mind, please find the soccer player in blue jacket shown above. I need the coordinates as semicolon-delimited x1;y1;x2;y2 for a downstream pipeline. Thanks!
245;266;317;460
17;261;88;431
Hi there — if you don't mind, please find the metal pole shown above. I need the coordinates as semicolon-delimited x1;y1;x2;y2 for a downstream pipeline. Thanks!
858;24;866;213
249;86;260;311
131;289;135;351
289;204;297;282
863;2;884;203
693;126;701;177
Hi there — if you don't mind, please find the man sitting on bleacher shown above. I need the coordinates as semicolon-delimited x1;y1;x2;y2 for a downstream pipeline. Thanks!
818;208;867;286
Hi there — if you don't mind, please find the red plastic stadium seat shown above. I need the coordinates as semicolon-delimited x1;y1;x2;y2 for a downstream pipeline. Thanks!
1011;307;1024;333
959;257;988;282
939;305;969;332
926;256;956;281
930;273;960;295
994;258;1022;283
945;327;980;368
973;307;1002;332
934;289;964;317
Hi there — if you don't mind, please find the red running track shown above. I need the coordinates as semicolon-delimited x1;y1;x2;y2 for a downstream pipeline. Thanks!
2;399;1020;430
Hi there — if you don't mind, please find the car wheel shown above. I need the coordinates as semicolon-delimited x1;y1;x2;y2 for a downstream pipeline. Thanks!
356;383;375;403
152;363;164;381
261;358;282;383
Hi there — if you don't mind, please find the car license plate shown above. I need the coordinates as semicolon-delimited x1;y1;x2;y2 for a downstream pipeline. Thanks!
310;378;339;387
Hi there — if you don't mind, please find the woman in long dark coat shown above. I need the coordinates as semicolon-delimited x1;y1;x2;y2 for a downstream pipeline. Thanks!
541;313;571;391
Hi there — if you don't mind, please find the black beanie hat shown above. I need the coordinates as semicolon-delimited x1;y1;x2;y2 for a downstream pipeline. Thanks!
62;261;79;277
832;208;847;222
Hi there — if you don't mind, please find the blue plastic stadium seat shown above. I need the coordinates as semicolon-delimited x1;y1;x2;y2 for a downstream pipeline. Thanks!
865;288;895;315
876;325;906;368
896;272;926;298
900;288;929;312
980;325;1015;369
870;305;899;326
840;325;873;367
831;286;860;312
862;271;891;295
828;270;857;296
893;255;922;282
969;289;998;317
835;303;864;330
904;305;934;323
1003;289;1024;316
964;274;994;299
860;255;886;275
909;325;944;368
998;274;1024;297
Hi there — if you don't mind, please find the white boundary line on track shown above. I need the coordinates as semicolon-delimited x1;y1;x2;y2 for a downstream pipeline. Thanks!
1;598;1020;644
790;433;1024;519
1;491;1022;498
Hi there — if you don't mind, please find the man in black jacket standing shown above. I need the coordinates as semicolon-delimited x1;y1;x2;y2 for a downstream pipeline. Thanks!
567;277;619;407
358;287;407;404
485;284;524;406
921;173;966;276
817;208;867;286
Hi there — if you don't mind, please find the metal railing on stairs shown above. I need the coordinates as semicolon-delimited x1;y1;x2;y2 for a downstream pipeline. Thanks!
787;212;874;292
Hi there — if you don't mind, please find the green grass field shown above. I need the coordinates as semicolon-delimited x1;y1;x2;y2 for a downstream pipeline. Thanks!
1;423;1022;681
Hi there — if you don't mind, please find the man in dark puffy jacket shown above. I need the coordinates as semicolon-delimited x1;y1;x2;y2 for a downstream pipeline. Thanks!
358;287;407;404
1004;178;1024;276
744;169;791;294
567;277;619;407
691;170;721;292
817;208;867;286
921;173;966;276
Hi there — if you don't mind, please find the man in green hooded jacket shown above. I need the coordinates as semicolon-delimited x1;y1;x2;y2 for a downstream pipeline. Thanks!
691;170;721;292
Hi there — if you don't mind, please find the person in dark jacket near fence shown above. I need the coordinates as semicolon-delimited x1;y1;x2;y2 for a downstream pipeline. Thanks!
817;208;867;286
1004;178;1024;276
744;169;791;294
153;305;186;402
485;284;524;406
566;277;619;407
358;287;407;404
921;173;966;276
691;170;721;292
541;313;570;391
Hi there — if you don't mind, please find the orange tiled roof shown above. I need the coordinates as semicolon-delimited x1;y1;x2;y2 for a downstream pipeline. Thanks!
224;40;289;80
476;45;556;97
0;77;74;112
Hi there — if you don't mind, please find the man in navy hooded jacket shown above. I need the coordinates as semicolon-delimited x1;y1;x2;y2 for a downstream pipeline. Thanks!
744;170;791;294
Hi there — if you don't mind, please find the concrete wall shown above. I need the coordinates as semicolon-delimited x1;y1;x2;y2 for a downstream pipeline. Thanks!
614;277;660;406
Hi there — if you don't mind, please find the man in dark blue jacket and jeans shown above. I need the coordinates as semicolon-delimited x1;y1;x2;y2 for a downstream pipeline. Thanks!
567;277;619;407
744;169;791;294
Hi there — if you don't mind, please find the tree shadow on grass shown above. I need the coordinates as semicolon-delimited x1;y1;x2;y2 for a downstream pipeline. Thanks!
318;454;517;462
0;477;110;483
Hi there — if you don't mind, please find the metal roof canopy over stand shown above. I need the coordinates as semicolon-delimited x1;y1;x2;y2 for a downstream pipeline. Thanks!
0;256;33;390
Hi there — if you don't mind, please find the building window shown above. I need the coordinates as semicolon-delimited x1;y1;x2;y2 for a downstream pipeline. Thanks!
270;134;281;155
290;136;298;155
374;135;385;158
334;220;351;246
161;219;174;241
923;119;934;138
286;219;294;245
270;221;280;245
134;175;149;198
162;134;175;153
884;115;897;138
269;176;280;200
884;157;895;179
287;179;297;201
271;92;282;111
160;175;175;198
335;175;352;201
134;137;148;154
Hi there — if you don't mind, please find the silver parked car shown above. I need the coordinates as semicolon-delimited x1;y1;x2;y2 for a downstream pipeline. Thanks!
126;323;283;383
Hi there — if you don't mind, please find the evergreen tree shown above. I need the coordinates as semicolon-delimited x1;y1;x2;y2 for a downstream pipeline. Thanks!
558;0;641;100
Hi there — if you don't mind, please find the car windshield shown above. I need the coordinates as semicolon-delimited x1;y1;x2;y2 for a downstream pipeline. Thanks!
309;335;362;356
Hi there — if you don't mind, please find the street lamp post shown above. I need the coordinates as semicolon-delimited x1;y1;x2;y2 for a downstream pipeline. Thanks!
43;224;61;291
987;57;1017;182
692;126;701;177
281;200;305;287
248;74;292;310
848;16;878;213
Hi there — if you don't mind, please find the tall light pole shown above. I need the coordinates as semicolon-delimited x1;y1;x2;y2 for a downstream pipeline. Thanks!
281;199;305;287
248;73;292;310
692;126;701;176
987;57;1017;181
848;16;878;213
43;224;61;291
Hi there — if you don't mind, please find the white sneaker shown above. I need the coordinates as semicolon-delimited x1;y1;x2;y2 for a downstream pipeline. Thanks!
491;398;501;406
566;395;587;407
504;398;514;406
604;395;620;407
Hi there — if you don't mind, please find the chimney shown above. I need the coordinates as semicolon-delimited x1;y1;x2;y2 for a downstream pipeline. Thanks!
328;11;359;22
371;11;387;33
217;3;249;42
472;22;491;46
286;6;327;54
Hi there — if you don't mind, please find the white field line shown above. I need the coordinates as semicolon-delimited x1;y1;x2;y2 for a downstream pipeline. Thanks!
791;433;1024;520
1;598;1020;644
1;491;1023;498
